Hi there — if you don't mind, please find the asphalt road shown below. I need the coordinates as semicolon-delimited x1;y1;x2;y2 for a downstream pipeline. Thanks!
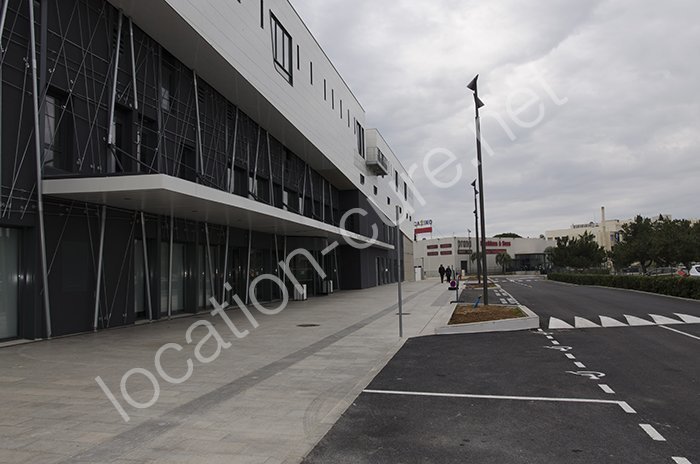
302;278;700;464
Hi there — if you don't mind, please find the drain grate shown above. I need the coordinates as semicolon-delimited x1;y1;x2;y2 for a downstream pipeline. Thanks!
297;324;320;328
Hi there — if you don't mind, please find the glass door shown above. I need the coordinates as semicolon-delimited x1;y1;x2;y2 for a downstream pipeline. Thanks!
0;228;19;339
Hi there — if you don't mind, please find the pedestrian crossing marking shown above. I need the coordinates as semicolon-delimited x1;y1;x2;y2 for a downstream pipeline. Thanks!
574;317;600;329
547;313;700;330
649;314;684;325
624;315;655;327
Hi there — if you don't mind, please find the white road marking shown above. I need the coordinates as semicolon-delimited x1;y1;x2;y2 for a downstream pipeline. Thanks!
675;313;700;324
624;315;655;326
672;457;692;464
362;389;637;413
598;384;615;394
500;298;507;304
551;340;560;346
549;317;574;329
574;361;587;369
599;316;628;327
660;325;700;341
639;424;666;441
575;317;601;329
649;314;684;325
565;354;576;360
546;336;554;340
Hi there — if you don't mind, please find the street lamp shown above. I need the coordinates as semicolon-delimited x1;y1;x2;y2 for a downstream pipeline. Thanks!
471;180;481;285
468;74;488;305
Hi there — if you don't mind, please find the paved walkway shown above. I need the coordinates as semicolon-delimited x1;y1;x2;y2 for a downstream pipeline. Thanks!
0;279;450;464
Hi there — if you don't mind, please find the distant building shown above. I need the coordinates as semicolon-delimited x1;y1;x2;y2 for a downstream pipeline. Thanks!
414;236;554;277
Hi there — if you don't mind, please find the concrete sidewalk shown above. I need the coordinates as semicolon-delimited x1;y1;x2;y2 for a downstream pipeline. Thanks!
0;279;449;464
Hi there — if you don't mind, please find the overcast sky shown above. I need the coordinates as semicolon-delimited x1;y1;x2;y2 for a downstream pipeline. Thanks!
292;0;699;238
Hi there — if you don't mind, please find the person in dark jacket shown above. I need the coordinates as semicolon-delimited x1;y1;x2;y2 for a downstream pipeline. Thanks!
438;264;446;283
445;266;453;282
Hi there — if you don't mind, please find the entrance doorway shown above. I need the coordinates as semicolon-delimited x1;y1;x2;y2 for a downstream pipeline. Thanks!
0;228;19;339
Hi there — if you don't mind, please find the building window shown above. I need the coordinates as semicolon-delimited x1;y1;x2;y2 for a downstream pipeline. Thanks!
360;174;365;185
403;182;408;200
387;197;391;205
296;45;300;70
270;13;293;85
340;99;343;118
373;186;378;195
324;79;327;100
394;170;399;191
310;61;313;85
260;0;264;28
355;121;365;158
43;93;71;171
331;89;335;109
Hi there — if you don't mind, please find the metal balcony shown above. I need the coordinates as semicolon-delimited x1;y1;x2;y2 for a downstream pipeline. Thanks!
366;147;389;176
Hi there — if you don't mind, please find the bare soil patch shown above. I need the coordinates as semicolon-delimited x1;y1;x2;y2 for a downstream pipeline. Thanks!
448;304;525;325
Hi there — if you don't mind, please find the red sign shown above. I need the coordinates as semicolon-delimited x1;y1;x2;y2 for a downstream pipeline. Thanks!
415;227;432;235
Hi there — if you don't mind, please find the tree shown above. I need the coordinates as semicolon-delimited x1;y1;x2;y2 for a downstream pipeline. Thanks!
551;232;606;269
608;216;654;273
495;252;512;274
653;218;696;269
494;233;522;238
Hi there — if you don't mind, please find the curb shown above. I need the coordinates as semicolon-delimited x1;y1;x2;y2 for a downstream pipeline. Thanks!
434;304;540;335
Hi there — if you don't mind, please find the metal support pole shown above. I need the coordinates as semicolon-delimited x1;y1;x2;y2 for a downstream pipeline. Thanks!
28;0;52;338
193;70;204;179
107;11;122;149
204;222;215;298
92;205;107;331
140;212;153;320
128;18;138;110
221;226;229;300
395;206;403;338
473;80;489;305
167;215;173;318
473;183;481;284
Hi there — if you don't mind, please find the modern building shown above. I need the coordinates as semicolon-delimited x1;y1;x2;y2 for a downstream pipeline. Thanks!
414;236;554;277
545;207;673;251
0;0;415;341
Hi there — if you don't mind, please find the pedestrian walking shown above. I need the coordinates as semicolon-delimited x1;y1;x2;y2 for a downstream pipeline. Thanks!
445;266;453;282
438;264;446;283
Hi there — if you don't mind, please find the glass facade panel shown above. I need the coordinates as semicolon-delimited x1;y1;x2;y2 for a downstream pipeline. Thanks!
161;242;186;314
0;228;19;339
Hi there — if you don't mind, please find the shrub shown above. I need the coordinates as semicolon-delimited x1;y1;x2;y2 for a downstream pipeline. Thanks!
548;274;700;300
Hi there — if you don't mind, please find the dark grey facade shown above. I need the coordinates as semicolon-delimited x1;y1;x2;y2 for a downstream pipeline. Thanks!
0;0;404;341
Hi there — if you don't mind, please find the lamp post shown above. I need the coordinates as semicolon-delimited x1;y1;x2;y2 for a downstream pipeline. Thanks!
468;75;488;305
471;180;481;285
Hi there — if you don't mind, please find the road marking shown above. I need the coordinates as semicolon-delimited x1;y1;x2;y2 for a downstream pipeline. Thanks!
639;424;666;441
500;298;507;304
598;384;615;394
565;354;576;359
599;316;627;327
672;458;692;464
362;389;636;413
575;317;601;329
546;336;554;340
660;325;700;341
649;314;684;325
551;340;560;346
574;361;587;369
567;371;606;381
675;313;700;324
549;317;574;329
624;315;655;326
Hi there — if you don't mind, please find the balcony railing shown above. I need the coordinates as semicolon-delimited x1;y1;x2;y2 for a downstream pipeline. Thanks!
366;147;389;176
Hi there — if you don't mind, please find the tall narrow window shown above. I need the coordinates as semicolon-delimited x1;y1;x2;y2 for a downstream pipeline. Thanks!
331;89;335;109
323;79;327;100
296;45;300;70
355;121;365;158
260;0;264;28
43;93;70;171
310;61;313;85
270;13;293;85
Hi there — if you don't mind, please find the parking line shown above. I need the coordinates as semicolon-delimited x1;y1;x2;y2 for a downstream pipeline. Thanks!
660;325;700;341
565;353;576;359
598;384;615;394
574;361;587;369
362;389;637;413
639;424;666;441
